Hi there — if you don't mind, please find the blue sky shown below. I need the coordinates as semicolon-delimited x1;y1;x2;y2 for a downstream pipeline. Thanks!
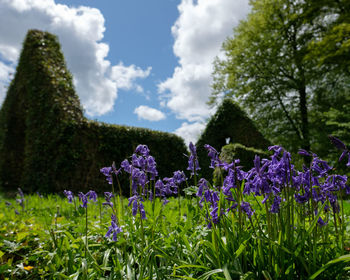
0;0;250;144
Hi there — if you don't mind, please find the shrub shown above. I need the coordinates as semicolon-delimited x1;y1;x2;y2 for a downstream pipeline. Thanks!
196;99;270;180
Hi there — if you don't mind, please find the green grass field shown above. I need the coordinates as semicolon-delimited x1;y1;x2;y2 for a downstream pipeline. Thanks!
1;191;350;280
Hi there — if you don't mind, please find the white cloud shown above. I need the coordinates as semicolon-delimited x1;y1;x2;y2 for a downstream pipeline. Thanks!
158;0;250;140
0;0;151;116
134;105;166;122
0;61;14;104
174;121;206;146
111;63;151;91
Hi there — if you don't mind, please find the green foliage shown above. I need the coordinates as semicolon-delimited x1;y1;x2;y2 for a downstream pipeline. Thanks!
196;99;270;180
211;0;350;157
0;30;84;192
0;30;187;194
220;143;268;171
304;0;350;72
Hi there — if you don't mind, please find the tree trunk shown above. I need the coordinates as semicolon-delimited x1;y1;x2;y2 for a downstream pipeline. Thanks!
299;84;310;164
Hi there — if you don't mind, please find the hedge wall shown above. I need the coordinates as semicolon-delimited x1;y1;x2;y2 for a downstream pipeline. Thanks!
54;121;188;195
196;99;270;180
0;30;187;194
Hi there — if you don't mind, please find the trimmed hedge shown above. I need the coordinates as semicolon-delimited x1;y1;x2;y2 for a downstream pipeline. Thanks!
0;30;187;194
213;143;269;186
220;143;268;170
196;99;270;180
54;121;187;195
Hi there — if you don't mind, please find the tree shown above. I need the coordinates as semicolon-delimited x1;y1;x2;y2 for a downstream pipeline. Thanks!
304;0;350;73
211;0;350;156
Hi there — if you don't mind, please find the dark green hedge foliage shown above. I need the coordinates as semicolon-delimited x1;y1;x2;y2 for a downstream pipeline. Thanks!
0;30;187;194
220;143;268;170
213;143;269;186
196;99;270;180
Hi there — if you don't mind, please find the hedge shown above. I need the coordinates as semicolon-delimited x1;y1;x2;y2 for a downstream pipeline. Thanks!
0;30;187;195
196;99;270;180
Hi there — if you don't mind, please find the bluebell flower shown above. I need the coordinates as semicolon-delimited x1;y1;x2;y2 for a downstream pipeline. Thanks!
103;192;114;208
128;195;146;219
100;167;113;184
204;144;221;169
135;144;150;157
240;201;254;217
87;190;97;202
63;190;74;203
329;136;350;167
78;192;88;208
105;215;122;241
173;170;187;185
78;191;97;208
317;217;327;227
187;142;201;175
197;178;208;197
270;195;282;213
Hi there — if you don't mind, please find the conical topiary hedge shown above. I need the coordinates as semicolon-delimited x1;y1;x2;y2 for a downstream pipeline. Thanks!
196;99;270;180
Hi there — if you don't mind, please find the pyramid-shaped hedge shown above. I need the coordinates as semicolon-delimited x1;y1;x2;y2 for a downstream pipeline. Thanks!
0;30;187;194
196;99;270;180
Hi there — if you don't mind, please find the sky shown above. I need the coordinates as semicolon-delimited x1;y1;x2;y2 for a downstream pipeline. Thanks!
0;0;250;145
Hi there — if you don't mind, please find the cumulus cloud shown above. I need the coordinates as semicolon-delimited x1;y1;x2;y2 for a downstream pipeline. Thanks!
0;61;14;104
111;63;151;92
134;105;166;122
174;122;206;146
0;0;151;116
159;0;249;143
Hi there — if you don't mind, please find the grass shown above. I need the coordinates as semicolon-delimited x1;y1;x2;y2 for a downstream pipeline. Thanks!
0;192;350;279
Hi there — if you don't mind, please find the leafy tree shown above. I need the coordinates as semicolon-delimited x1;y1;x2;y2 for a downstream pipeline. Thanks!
304;0;350;73
211;0;350;157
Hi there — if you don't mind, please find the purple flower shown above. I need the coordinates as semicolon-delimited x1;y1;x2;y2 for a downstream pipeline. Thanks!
270;195;282;213
329;135;347;150
78;192;88;208
155;179;165;197
173;170;187;185
146;155;158;179
240;201;254;217
298;149;311;156
121;159;132;173
329;136;350;167
135;144;150;157
317;217;327;227
204;144;221;169
187;142;201;175
63;190;74;203
103;192;114;208
78;191;97;208
128;195;146;219
87;190;97;202
105;215;122;241
100;166;113;184
197;178;208;197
